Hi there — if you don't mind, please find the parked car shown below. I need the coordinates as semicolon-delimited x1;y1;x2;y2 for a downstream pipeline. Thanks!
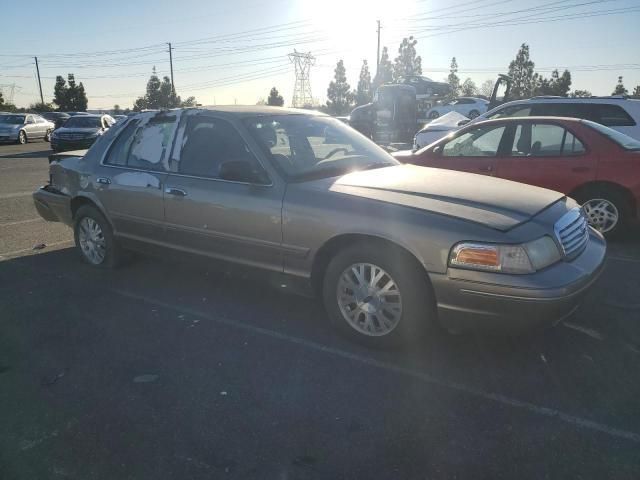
414;96;640;149
66;111;91;116
395;117;640;236
113;115;127;123
425;97;489;120
33;107;605;347
50;114;115;152
41;111;71;130
0;113;54;144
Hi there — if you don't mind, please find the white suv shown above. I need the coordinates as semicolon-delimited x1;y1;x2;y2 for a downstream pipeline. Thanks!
414;96;640;149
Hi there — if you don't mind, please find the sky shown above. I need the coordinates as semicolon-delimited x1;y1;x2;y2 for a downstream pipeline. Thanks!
1;0;639;109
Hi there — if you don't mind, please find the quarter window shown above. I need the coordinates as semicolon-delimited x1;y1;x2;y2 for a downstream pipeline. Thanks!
105;120;140;167
510;123;585;157
591;104;636;127
443;125;506;157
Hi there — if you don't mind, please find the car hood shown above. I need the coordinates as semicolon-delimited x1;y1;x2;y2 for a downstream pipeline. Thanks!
321;164;564;231
55;127;100;134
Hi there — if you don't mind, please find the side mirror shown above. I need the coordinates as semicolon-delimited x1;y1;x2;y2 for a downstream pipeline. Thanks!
457;119;470;127
219;160;268;184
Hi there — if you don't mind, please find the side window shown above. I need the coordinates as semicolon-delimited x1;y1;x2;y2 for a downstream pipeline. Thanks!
128;116;176;171
443;126;506;157
26;115;35;124
592;104;636;127
487;105;532;119
562;131;586;155
172;117;263;180
105;120;140;166
510;123;565;157
531;103;590;120
36;116;46;123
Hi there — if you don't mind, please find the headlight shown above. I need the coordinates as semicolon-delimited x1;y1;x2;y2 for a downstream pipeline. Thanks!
449;236;561;274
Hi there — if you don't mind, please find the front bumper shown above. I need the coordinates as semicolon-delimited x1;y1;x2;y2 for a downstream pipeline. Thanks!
430;230;607;334
32;185;73;226
50;137;97;152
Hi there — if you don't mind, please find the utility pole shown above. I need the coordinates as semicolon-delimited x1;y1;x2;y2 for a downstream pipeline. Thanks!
376;20;382;77
167;42;175;93
34;57;44;105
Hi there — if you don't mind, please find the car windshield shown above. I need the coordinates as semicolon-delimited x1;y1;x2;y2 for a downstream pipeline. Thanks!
243;115;397;181
0;115;25;124
583;120;640;150
63;116;102;128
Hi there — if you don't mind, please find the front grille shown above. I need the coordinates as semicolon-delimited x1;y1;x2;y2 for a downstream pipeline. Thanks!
554;207;589;258
58;133;87;140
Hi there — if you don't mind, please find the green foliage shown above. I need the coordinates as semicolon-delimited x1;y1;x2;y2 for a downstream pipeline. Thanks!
29;102;54;112
460;78;478;96
355;60;372;106
447;57;461;99
373;47;393;88
534;69;572;97
326;59;354;116
267;87;284;106
133;67;196;111
508;43;536;99
0;90;4;108
612;76;628;95
393;37;422;81
52;74;88;111
479;79;495;98
632;85;640;98
570;89;592;98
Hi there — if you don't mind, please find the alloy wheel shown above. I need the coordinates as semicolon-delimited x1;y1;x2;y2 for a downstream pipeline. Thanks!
336;263;403;336
18;131;26;144
78;217;107;265
583;198;618;233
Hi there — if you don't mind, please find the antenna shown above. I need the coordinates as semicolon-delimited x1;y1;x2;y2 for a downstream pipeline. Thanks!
288;50;315;108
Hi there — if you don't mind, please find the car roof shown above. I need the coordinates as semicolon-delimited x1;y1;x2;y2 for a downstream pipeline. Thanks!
499;97;639;105
463;116;587;128
128;106;328;121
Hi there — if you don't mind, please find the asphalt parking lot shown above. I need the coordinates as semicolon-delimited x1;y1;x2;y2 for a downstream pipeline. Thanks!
1;141;640;479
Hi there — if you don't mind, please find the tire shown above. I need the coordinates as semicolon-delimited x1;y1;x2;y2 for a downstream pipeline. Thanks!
73;205;122;268
44;129;52;142
17;130;27;145
322;242;436;349
428;110;440;120
575;187;630;238
468;109;480;119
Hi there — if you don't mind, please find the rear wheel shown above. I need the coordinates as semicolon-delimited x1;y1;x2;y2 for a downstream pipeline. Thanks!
73;205;122;268
322;243;435;348
468;109;480;119
17;130;27;144
576;187;629;238
428;110;440;120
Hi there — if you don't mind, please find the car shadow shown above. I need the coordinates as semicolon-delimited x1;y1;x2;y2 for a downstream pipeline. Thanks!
0;149;51;159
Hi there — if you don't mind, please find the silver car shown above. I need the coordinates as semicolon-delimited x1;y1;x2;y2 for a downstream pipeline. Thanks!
33;107;606;347
0;113;55;144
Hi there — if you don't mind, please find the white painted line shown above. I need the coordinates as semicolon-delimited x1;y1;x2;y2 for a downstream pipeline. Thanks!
113;288;640;444
0;240;73;259
0;218;42;228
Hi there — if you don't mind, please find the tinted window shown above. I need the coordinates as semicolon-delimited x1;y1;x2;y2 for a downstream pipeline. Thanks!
532;103;591;120
64;116;102;128
510;123;565;156
443;125;506;157
486;104;532;119
172;117;261;179
0;115;25;124
563;131;586;155
105;120;140;167
592;104;636;127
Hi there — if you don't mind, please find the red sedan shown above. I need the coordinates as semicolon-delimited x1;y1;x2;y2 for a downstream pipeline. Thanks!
394;117;640;236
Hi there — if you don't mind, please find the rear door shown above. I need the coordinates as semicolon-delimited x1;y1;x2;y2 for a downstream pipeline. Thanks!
162;114;284;272
424;123;508;176
495;121;596;194
94;115;176;242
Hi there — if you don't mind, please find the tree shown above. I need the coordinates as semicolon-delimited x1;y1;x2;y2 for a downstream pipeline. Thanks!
373;47;393;88
479;79;495;98
355;60;372;106
533;69;572;97
326;59;354;116
29;102;54;112
0;90;4;108
133;67;195;111
447;57;461;99
52;74;88;111
267;87;284;106
53;76;67;110
570;89;592;98
612;76;628;95
632;85;640;98
393;37;422;81
461;78;478;96
112;104;122;115
508;43;536;99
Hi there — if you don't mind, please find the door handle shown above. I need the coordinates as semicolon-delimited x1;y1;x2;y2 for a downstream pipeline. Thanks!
96;177;111;185
165;187;187;197
478;165;493;172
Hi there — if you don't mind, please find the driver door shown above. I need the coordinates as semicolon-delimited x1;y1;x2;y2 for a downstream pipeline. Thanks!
424;123;509;176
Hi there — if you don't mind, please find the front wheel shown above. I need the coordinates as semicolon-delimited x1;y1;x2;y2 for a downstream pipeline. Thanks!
17;130;27;144
322;243;435;348
73;205;122;268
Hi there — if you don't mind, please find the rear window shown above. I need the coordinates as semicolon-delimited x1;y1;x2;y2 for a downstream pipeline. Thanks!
584;120;640;150
591;104;636;127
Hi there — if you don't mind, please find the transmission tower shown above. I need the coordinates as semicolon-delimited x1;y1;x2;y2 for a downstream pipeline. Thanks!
288;50;315;108
0;83;19;104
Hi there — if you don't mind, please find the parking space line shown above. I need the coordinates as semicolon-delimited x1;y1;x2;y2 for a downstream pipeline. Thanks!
0;218;42;228
113;288;640;444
